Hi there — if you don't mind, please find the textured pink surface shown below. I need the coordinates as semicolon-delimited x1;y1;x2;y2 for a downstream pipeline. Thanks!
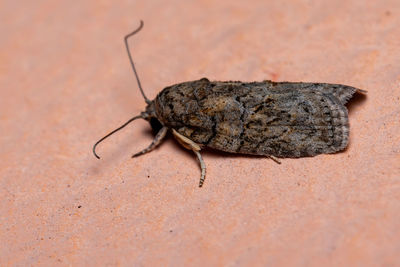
1;0;400;265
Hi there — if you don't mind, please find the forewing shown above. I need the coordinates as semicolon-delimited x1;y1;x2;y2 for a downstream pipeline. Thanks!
156;79;353;158
236;90;350;157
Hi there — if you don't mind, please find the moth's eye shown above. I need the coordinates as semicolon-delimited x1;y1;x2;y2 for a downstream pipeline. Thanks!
150;117;163;133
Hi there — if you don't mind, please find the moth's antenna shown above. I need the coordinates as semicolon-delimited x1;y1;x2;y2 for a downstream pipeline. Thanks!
93;115;144;159
124;20;151;104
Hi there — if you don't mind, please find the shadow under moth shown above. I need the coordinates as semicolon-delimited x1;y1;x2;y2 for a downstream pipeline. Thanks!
93;21;366;187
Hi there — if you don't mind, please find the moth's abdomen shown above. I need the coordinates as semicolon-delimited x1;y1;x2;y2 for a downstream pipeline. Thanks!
155;79;356;158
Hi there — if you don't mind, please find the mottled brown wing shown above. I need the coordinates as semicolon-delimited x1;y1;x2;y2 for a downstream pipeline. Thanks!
270;81;361;105
155;79;358;158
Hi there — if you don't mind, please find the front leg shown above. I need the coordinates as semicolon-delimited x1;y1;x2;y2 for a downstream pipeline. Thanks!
172;129;206;187
132;127;168;158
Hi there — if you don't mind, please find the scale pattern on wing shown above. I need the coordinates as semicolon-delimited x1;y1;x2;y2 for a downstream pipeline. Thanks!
154;78;355;158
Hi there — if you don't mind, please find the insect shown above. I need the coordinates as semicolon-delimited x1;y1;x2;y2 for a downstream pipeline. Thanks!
93;21;366;187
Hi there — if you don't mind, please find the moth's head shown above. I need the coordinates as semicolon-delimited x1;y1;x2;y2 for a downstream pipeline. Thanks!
141;100;156;119
141;100;163;133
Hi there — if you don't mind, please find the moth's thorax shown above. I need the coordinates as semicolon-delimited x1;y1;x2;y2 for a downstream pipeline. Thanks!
153;91;180;127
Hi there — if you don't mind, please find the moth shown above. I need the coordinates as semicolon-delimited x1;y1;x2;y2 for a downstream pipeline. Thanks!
93;21;366;187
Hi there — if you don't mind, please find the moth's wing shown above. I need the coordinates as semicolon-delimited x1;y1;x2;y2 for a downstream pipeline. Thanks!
226;88;352;158
305;83;365;105
156;79;355;158
272;81;366;105
179;83;353;158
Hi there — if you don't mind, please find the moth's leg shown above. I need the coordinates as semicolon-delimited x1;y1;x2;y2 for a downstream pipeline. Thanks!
132;127;168;158
171;129;202;151
172;129;206;187
194;151;206;187
268;155;281;164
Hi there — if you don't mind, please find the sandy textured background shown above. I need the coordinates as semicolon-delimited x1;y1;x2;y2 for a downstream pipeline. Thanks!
1;0;399;266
